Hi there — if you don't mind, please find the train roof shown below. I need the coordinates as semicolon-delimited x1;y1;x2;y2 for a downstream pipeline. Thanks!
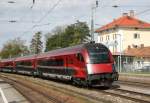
0;58;15;63
0;43;107;61
37;44;84;59
37;43;106;59
15;54;37;61
0;55;37;62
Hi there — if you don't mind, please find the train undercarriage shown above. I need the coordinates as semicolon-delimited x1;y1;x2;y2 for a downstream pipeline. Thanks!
72;72;119;87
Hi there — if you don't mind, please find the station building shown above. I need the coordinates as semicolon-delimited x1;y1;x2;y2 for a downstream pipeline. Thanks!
123;46;150;72
95;11;150;72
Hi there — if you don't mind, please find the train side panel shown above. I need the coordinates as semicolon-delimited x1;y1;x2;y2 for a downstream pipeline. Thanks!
65;53;87;79
0;60;14;72
0;43;118;87
15;59;36;75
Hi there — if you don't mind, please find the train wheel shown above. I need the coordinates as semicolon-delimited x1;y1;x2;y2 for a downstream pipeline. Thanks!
72;77;82;86
103;81;112;88
38;71;43;78
72;77;88;87
31;71;37;77
72;77;78;86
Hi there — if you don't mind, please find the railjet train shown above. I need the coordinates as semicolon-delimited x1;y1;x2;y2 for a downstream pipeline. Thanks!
0;43;118;87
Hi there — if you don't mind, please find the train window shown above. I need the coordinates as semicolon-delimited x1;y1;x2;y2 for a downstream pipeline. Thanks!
5;62;11;66
24;61;32;66
88;48;110;64
38;59;64;66
68;58;73;64
76;53;84;62
38;60;47;66
56;59;64;66
16;61;32;66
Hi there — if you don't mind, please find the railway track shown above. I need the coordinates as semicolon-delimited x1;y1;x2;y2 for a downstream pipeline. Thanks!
31;77;150;103
0;75;63;103
0;73;111;103
118;80;150;88
101;88;150;103
1;73;150;103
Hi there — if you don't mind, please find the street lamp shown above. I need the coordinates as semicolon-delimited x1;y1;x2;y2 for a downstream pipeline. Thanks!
8;1;16;4
111;5;122;72
91;0;99;42
9;20;17;23
116;34;122;72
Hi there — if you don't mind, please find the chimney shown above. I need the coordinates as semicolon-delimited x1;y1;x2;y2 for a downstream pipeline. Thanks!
128;45;131;50
122;13;128;16
129;10;135;17
113;19;116;21
141;44;144;48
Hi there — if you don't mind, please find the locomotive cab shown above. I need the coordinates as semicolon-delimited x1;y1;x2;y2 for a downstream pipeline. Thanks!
84;43;118;87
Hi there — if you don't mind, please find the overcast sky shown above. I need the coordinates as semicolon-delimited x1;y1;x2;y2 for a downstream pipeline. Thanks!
0;0;150;49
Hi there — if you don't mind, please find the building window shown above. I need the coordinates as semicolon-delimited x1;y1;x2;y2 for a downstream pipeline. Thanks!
113;34;117;40
100;36;103;42
138;34;140;38
132;44;138;48
106;35;109;41
115;45;117;52
134;33;138;39
134;33;140;39
113;46;115;53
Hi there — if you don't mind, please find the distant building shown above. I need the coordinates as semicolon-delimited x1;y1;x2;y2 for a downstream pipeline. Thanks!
95;10;150;72
96;10;150;54
123;46;150;72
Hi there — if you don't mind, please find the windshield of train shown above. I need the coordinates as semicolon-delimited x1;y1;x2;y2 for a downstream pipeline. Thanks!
88;47;110;64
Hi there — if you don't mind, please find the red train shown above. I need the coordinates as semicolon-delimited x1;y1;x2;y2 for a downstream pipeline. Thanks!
0;43;118;87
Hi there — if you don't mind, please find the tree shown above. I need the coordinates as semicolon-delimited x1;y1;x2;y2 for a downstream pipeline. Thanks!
45;26;66;51
73;21;91;44
0;38;29;59
30;31;43;54
45;21;90;51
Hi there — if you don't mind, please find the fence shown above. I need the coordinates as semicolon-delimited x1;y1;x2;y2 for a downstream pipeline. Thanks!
113;55;150;73
116;62;150;73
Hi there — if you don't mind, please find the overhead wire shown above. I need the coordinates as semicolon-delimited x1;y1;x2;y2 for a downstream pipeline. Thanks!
6;0;150;42
94;0;119;28
96;6;150;31
19;0;34;23
18;0;62;39
72;0;114;28
136;8;150;16
23;0;62;33
30;0;35;8
36;0;62;23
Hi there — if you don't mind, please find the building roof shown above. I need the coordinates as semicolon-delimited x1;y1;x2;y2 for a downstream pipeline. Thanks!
124;47;150;57
96;15;150;33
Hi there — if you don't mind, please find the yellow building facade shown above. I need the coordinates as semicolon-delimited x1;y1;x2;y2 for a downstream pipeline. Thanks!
98;28;150;54
96;13;150;55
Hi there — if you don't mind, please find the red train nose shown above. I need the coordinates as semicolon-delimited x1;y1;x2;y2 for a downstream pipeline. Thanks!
86;63;113;74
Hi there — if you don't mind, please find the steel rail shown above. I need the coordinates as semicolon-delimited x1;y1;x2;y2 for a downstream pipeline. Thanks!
0;75;63;103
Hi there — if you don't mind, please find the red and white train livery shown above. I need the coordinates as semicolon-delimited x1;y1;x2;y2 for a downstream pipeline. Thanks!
0;43;118;87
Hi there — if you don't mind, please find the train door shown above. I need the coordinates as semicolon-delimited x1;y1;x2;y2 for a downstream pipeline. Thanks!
76;53;85;68
75;53;87;78
65;55;75;77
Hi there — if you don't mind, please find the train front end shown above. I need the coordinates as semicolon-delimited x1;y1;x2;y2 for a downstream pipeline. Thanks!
84;43;118;87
